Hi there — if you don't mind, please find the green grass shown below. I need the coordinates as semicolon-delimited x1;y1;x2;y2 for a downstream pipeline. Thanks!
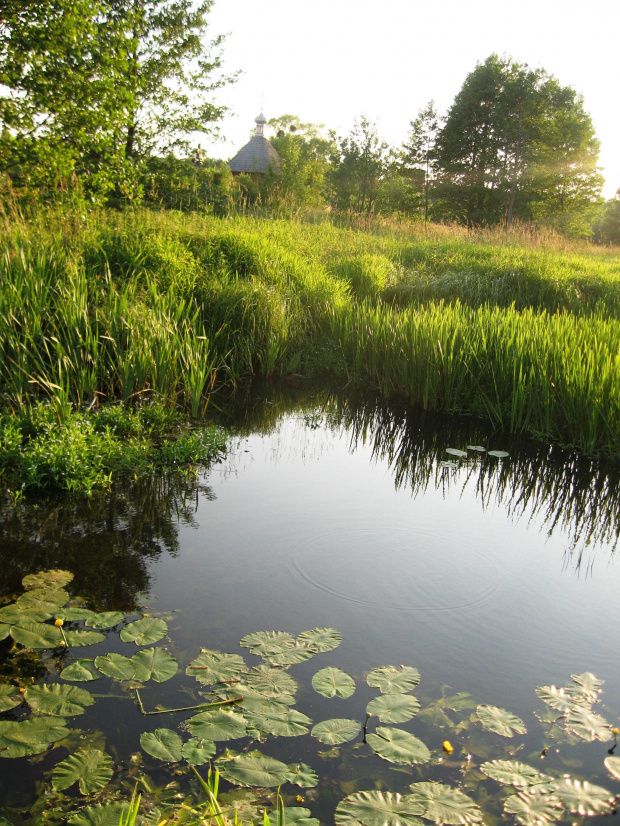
1;206;619;461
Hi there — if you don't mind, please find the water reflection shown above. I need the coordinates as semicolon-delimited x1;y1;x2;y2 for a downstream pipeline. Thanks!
215;384;620;571
0;471;216;609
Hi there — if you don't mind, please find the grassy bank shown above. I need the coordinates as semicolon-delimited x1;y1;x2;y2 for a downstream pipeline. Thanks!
1;207;619;468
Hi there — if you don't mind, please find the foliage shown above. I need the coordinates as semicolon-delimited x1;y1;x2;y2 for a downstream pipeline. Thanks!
328;117;390;214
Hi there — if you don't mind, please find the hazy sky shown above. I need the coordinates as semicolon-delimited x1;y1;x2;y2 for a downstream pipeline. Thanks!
204;0;619;199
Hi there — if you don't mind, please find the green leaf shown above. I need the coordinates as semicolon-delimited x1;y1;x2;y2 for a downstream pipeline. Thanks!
267;642;318;666
61;660;101;682
367;727;430;765
0;623;9;641
52;748;113;794
187;708;247;740
503;789;562;825
240;630;296;657
84;612;125;630
0;605;52;624
367;666;420;694
0;684;22;712
246;664;297;697
63;629;106;647
407;782;483;824
246;708;311;737
67;802;127;826
22;570;74;591
94;653;136;681
535;685;583;714
605;755;620;780
335;791;425;826
476;704;526;737
286;762;319;788
0;718;70;758
24;684;94;716
215;750;291;787
367;693;420;723
269;809;319;826
132;648;178;683
10;621;62;648
311;718;360;744
467;445;486;452
17;587;70;612
181;738;216;765
480;760;551;788
312;667;355;699
570;671;603;702
140;728;183;762
445;448;467;458
186;651;246;684
120;617;167;646
297;628;341;652
54;608;96;622
564;707;612;742
487;450;509;458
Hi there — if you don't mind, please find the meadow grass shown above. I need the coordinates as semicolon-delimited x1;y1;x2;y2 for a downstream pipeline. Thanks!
0;205;619;463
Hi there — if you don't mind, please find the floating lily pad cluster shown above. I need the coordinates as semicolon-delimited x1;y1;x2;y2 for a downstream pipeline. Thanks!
0;570;619;826
442;446;509;469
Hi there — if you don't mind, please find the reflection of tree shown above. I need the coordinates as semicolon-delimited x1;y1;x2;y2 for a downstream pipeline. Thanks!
0;471;216;610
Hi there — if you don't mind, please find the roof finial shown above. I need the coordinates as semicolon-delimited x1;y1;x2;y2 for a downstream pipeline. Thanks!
254;109;267;136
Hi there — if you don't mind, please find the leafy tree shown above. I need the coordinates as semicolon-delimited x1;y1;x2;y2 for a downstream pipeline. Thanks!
594;189;620;245
401;100;439;224
434;55;603;234
263;115;332;210
328;117;389;215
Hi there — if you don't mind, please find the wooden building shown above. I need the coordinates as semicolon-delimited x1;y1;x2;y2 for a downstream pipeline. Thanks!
228;113;281;176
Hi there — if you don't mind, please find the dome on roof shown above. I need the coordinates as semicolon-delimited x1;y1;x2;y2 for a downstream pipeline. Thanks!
255;112;267;125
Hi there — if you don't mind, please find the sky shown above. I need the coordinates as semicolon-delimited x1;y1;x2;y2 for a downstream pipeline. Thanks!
202;0;620;199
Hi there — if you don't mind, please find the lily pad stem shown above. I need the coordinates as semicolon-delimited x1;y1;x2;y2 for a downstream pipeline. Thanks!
135;689;243;715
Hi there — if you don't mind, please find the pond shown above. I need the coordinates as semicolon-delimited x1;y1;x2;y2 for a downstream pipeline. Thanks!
1;385;620;825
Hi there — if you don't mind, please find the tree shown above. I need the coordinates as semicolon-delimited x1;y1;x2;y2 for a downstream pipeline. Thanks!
263;114;332;210
328;117;389;215
594;189;620;245
434;55;603;233
401;100;439;225
0;0;232;201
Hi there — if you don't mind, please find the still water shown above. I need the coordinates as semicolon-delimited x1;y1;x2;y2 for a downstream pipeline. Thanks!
1;386;620;822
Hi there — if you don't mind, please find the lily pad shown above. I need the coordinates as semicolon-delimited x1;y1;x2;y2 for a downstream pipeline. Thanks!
24;683;94;716
312;667;356;699
0;623;9;641
187;708;247;741
132;648;178;683
407;782;483;825
240;630;296;657
335;790;425;826
84;612;125;630
10;621;62;648
63;629;106;647
269;808;319;826
140;728;183;762
0;684;22;712
52;748;113;794
0;717;70;758
94;653;136;682
67;802;126;826
553;778;614;816
61;660;101;682
476;704;526;737
367;727;430;765
570;671;603;702
17;587;70;612
216;750;291;787
535;685;582;714
445;449;467;458
120;617;168;646
467;445;486;452
604;755;620;780
367;665;420;694
311;718;361;744
487;450;509;458
564;707;612;742
181;738;216;765
54;608;96;622
297;627;342;652
480;760;551;788
367;693;420;723
186;651;246;684
247;664;297;697
22;570;74;591
246;708;312;738
286;762;319;788
267;642;319;666
503;789;562;825
0;605;52;624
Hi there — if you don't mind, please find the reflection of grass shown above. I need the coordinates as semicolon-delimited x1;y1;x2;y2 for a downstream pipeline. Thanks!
1;208;620;456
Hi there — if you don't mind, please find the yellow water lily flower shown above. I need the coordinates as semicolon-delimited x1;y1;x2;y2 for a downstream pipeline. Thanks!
54;618;64;627
442;740;454;754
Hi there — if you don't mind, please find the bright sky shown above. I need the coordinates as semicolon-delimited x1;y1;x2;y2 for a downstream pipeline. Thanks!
204;0;620;199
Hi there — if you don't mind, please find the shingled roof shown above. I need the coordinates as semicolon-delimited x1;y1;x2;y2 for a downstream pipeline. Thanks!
228;113;282;175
